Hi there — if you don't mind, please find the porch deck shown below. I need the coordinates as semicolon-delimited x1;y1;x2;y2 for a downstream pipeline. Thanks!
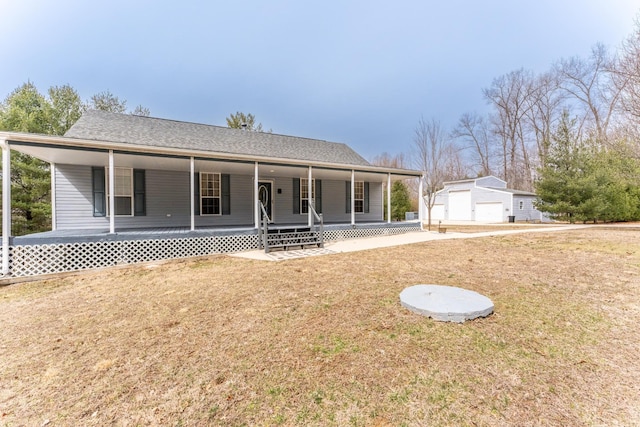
2;221;422;279
9;221;421;245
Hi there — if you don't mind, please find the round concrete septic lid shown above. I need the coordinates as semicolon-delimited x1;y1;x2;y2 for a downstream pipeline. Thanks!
399;284;494;323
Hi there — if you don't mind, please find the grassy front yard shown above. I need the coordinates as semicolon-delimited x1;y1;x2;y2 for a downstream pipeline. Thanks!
1;227;639;426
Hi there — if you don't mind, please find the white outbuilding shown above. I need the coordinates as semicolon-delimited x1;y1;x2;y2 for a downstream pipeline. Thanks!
423;176;549;223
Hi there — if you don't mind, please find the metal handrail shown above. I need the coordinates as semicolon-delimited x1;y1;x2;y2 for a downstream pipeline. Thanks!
259;201;271;224
258;202;271;250
308;200;324;248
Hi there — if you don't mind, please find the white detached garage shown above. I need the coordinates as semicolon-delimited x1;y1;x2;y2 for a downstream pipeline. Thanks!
421;176;549;223
475;202;503;223
448;190;472;221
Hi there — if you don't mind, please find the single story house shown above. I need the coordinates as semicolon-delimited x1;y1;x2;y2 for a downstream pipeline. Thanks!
422;176;549;223
1;110;423;278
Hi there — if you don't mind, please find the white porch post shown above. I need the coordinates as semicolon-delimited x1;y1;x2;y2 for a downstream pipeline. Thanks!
2;139;11;276
419;174;425;230
308;166;313;227
50;162;56;231
190;157;195;231
108;150;115;234
350;170;355;226
387;173;391;224
254;162;259;229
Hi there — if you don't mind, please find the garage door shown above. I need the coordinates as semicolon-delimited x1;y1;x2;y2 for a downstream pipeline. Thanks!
430;204;444;220
448;191;471;220
475;202;503;223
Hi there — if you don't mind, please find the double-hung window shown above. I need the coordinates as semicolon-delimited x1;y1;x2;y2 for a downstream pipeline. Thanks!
300;178;315;214
354;181;364;213
106;167;133;216
93;167;144;217
200;172;221;215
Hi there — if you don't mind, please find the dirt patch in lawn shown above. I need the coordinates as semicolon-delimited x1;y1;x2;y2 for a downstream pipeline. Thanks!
423;223;563;234
1;228;639;426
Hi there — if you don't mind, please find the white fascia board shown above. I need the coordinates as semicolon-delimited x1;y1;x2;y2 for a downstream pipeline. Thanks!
1;132;421;177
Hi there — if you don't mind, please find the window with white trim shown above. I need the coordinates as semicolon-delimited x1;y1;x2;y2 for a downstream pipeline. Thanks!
106;167;133;216
354;181;364;213
200;172;221;215
300;178;315;214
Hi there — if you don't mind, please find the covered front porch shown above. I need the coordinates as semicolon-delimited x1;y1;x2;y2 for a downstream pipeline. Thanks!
4;134;422;232
1;114;424;279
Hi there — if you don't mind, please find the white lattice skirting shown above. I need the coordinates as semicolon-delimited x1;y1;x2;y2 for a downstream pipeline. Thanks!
4;226;419;278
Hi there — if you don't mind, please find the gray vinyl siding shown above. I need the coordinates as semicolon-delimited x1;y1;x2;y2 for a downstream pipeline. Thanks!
194;174;254;227
320;180;349;222
272;179;383;224
475;176;506;188
55;165;255;229
109;169;191;228
272;177;305;225
513;195;543;221
55;166;194;229
54;165;385;230
444;181;475;192
55;165;109;229
143;170;190;226
315;180;383;222
367;182;383;220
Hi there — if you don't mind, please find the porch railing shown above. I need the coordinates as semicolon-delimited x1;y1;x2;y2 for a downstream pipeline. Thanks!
258;201;272;250
308;200;324;249
258;200;324;253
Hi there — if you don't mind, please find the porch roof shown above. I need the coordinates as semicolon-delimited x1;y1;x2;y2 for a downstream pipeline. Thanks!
1;110;422;179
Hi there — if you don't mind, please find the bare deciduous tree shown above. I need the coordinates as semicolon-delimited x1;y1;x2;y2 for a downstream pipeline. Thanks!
483;69;536;191
371;152;419;211
614;15;640;143
452;112;493;177
413;117;464;230
448;20;640;191
555;43;622;144
370;152;409;169
525;71;565;168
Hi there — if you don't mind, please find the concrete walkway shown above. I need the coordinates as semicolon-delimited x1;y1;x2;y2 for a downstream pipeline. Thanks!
230;223;589;261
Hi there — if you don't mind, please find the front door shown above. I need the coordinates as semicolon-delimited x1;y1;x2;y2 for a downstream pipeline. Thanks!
258;181;273;220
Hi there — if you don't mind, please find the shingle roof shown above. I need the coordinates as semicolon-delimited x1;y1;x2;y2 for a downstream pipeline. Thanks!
64;110;371;167
485;187;536;196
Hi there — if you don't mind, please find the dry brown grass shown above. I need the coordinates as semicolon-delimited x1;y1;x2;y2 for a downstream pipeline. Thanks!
425;223;562;234
1;228;639;426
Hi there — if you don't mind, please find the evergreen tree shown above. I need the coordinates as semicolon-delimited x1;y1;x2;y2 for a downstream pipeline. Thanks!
0;82;53;234
1;82;149;235
132;105;151;117
589;143;640;222
390;181;412;221
0;82;51;134
536;112;640;223
226;112;270;132
88;90;127;113
48;85;85;135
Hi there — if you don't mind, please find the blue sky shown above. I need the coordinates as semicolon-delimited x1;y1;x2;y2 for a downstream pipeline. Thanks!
1;0;638;162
